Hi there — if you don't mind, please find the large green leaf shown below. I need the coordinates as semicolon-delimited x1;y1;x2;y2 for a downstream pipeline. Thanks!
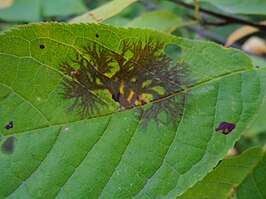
200;0;266;15
0;23;265;198
177;147;265;198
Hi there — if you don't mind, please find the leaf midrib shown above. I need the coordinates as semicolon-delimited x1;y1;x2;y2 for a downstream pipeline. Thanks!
1;64;258;137
1;32;261;137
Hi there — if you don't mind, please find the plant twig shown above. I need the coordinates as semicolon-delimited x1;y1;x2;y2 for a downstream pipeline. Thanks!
139;0;159;10
170;0;266;31
194;0;200;22
187;25;241;48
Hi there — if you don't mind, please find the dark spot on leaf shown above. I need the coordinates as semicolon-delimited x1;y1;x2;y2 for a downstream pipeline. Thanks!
96;33;99;38
215;122;236;135
5;121;13;130
39;44;45;49
112;92;121;102
255;65;260;68
1;136;16;154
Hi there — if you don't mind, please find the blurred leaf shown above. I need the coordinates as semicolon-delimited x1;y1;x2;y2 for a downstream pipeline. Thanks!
201;0;266;15
103;2;146;27
178;147;265;198
242;36;266;55
127;10;186;33
69;0;137;23
0;0;87;22
0;0;41;22
0;23;266;198
226;21;266;47
0;0;14;9
42;0;87;17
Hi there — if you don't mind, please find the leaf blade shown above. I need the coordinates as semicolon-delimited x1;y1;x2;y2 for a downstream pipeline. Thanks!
0;23;265;198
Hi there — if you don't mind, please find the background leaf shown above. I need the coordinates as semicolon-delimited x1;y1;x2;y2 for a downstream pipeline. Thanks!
236;148;266;199
177;147;265;198
0;0;41;22
200;0;266;15
0;0;87;22
127;10;184;33
0;23;265;198
69;0;137;24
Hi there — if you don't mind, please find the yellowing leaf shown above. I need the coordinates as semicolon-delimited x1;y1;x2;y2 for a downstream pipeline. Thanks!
0;0;13;9
242;36;266;55
225;21;266;47
69;0;137;24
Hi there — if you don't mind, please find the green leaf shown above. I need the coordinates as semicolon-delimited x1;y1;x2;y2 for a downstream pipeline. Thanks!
42;0;87;17
69;0;137;24
0;0;87;22
0;0;41;22
245;100;266;137
127;10;183;33
0;23;265;198
200;0;266;15
177;147;265;198
236;149;266;198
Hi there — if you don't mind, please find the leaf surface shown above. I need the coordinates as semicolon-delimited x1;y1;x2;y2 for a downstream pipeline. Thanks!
69;0;137;24
127;10;183;33
200;0;266;15
177;147;265;198
236;149;266;199
0;23;265;198
0;0;87;22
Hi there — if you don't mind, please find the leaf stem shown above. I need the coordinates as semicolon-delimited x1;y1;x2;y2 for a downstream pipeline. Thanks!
170;0;266;32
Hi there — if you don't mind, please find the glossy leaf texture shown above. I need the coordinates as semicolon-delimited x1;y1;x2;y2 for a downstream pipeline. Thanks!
177;147;265;198
0;23;265;198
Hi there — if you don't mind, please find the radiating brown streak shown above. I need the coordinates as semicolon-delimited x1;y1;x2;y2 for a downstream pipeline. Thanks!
60;38;189;125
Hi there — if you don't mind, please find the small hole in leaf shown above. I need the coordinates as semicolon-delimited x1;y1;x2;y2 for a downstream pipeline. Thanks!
96;34;99;38
164;44;182;60
5;121;13;130
1;136;16;154
39;44;45;49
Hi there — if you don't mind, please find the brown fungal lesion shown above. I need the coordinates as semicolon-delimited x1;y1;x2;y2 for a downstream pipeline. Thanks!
60;38;188;125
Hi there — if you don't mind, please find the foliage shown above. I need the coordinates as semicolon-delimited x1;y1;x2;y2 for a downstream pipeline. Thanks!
0;0;266;198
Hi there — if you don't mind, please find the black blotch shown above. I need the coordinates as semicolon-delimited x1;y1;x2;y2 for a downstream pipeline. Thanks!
255;65;260;68
215;122;236;135
112;92;120;102
39;44;45;49
60;38;189;126
96;34;99;38
5;121;13;130
1;136;16;154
